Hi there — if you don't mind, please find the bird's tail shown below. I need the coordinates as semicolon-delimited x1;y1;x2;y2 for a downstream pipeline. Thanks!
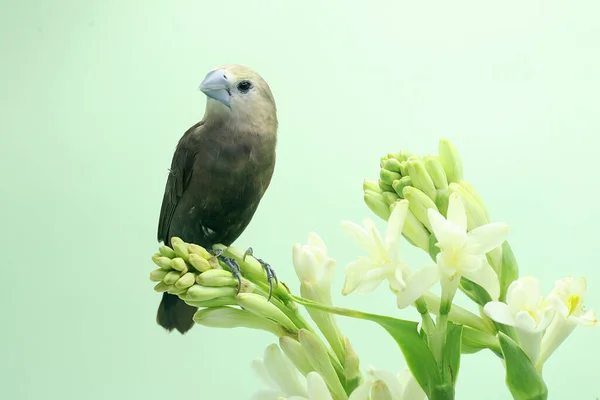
156;292;197;334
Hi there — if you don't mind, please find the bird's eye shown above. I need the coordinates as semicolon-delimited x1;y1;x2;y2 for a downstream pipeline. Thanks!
237;80;252;93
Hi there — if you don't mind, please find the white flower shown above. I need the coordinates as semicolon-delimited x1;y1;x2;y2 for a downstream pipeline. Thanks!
251;344;333;400
341;200;438;307
349;366;425;400
537;277;598;367
483;276;555;362
428;192;508;302
292;232;336;304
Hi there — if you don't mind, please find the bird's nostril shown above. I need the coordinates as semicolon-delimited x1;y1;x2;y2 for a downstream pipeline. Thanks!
223;74;228;80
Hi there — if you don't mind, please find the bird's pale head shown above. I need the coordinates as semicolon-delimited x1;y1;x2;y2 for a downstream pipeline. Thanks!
199;64;277;133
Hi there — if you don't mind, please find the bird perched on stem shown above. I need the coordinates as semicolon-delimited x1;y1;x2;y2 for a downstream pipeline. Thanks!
156;64;278;334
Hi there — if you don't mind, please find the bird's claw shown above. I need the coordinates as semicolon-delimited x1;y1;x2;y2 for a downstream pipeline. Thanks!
244;247;278;301
217;255;242;295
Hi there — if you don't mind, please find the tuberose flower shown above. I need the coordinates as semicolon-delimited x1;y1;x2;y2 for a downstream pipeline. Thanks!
537;276;597;367
483;276;555;362
341;200;438;308
251;344;332;400
292;232;337;304
428;192;508;303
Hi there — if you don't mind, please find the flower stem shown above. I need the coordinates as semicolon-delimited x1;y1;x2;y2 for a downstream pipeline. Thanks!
431;312;449;364
415;297;436;345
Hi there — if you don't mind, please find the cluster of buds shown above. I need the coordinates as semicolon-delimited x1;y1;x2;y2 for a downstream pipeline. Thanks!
364;139;519;303
149;238;362;400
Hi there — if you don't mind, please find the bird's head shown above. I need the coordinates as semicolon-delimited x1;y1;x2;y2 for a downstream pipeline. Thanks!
199;64;277;132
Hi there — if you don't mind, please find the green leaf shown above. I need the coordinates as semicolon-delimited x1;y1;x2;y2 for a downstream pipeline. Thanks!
499;242;519;303
459;277;492;306
498;333;548;400
442;323;463;387
371;315;442;396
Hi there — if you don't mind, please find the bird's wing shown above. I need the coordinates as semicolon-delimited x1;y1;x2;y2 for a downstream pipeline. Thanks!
157;121;204;243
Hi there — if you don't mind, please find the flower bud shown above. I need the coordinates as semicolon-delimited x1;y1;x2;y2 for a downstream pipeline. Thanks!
186;284;236;302
459;181;491;222
402;186;438;231
193;306;286;336
363;179;382;194
364;190;391;221
380;168;401;187
423;155;448;189
158;245;176;258
392;176;412;198
152;254;173;270
378;179;394;192
382;158;403;174
196;269;238;287
185;297;236;308
175;272;196;289
439;139;463;183
163;271;181;285
399;208;430;251
279;336;313;376
236;293;297;333
188;253;211;273
188;243;212;259
171;257;188;273
149;269;168;282
170;237;190;262
382;192;400;205
342;337;362;393
298;329;347;400
407;157;437;200
399;149;415;161
154;281;169;292
449;183;488;229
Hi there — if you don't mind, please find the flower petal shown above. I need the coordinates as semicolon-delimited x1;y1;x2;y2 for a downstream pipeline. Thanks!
397;369;426;400
307;232;327;254
341;220;375;255
342;259;373;295
355;266;391;295
293;245;318;283
463;262;500;301
348;381;372;400
514;310;538;332
395;265;440;309
466;222;509;254
372;369;404;399
483;301;514;326
252;359;278;389
263;344;308;396
306;372;333;400
385;199;408;246
506;276;541;313
447;192;467;231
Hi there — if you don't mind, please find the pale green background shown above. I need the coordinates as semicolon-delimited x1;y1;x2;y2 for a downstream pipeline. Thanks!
1;0;598;399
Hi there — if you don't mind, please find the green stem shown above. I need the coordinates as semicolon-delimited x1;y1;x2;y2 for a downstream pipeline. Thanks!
292;295;390;322
415;297;436;345
431;313;449;364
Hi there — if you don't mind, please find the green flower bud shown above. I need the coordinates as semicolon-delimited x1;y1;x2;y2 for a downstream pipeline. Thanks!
400;209;431;251
383;158;403;174
188;253;211;273
402;186;438;231
423;155;449;189
432;189;448;219
363;179;382;194
158;245;176;258
459;180;491;222
399;161;408;176
193;306;286;336
439;139;463;183
149;269;168;282
378;179;394;192
407;157;437;200
279;336;314;376
364;190;391;221
196;269;238;287
236;293;297;333
185;297;236;308
399;149;415;161
298;329;347;400
154;281;169;292
392;176;412;198
379;168;401;186
170;237;189;262
171;257;188;273
175;272;196;289
382;192;400;205
188;243;212;260
342;337;362;393
163;271;181;285
186;284;236;302
166;285;187;295
449;183;488;230
152;254;173;270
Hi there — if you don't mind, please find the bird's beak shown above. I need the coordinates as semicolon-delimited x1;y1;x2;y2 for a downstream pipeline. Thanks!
199;69;231;108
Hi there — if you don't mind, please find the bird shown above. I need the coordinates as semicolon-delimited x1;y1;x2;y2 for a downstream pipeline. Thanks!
156;64;278;334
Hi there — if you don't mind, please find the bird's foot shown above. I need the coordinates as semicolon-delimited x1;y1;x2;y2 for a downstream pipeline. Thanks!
244;247;278;301
210;249;242;294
